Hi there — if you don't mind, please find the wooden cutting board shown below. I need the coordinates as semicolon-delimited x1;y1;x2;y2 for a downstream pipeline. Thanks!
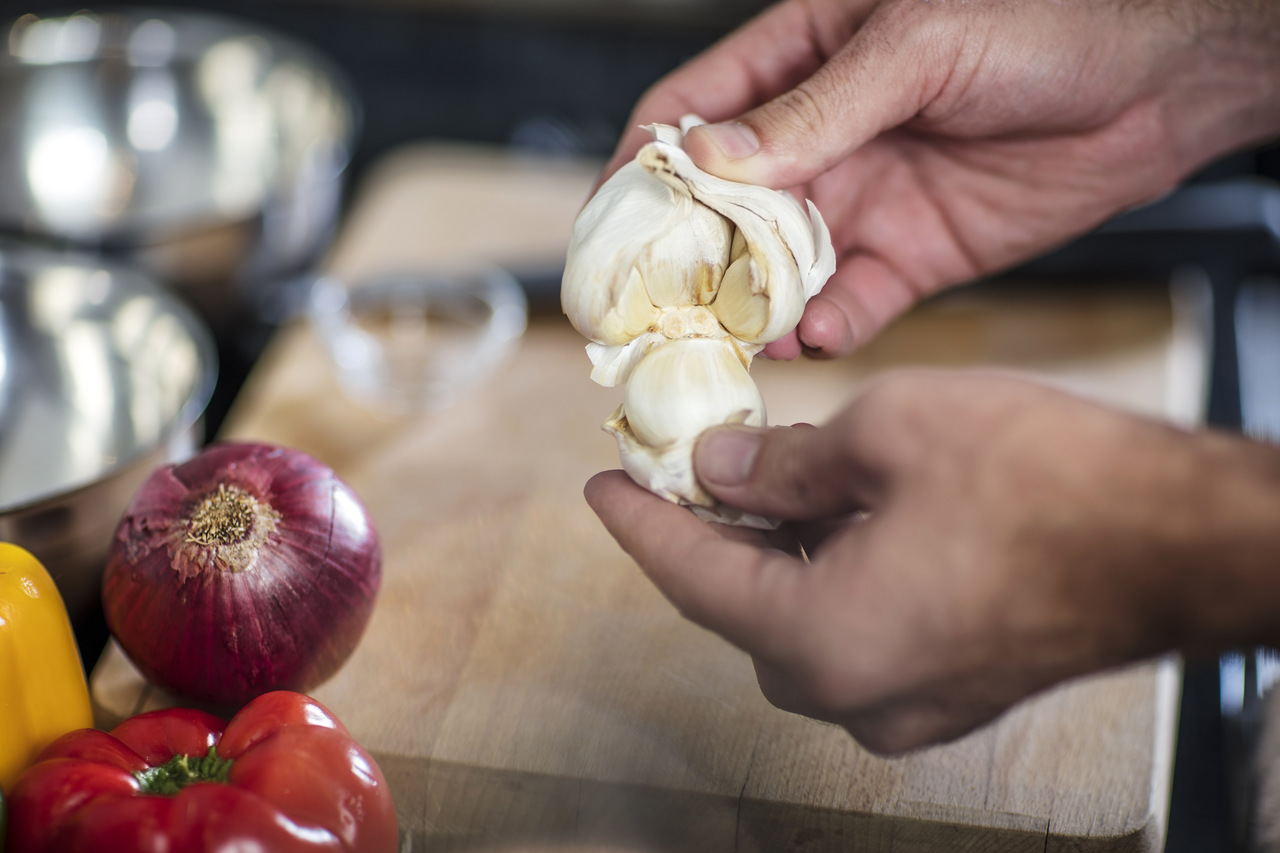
91;144;1209;852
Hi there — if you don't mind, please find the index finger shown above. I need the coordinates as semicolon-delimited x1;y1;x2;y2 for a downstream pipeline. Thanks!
598;0;869;185
584;470;811;663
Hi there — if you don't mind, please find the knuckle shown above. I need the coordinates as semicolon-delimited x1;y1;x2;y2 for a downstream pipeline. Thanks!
846;719;927;757
843;703;938;756
801;668;855;712
745;427;823;510
769;441;824;504
785;642;869;712
764;82;829;141
843;371;949;455
755;670;800;714
665;584;713;630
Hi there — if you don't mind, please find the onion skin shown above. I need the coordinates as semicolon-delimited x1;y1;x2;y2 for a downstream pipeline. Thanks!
103;443;381;710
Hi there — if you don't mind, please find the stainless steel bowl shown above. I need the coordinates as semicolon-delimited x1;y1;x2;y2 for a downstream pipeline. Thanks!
0;8;357;331
0;241;216;631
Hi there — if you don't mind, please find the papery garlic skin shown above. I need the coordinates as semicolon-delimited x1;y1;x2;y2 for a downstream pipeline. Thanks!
564;116;836;527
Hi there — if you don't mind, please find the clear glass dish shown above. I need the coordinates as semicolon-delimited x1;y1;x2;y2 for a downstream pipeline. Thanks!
308;266;527;413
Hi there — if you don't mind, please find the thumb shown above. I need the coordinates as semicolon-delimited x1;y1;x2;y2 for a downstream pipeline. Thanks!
693;422;884;521
681;18;937;189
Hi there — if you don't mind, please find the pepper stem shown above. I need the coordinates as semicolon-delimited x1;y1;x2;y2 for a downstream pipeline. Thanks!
134;747;233;795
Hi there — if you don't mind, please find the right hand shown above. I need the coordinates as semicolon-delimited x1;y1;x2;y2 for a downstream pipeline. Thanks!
586;371;1280;752
603;0;1280;359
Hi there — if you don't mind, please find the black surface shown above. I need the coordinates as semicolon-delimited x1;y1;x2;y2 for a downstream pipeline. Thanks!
1169;660;1236;853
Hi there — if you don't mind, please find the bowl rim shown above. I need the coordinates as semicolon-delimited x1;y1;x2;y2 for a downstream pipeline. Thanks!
0;241;219;514
0;5;364;243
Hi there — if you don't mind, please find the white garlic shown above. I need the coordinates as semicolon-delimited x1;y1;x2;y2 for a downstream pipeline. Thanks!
563;116;836;527
604;336;774;527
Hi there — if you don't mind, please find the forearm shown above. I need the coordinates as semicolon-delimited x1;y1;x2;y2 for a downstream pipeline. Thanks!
1155;0;1280;173
1161;429;1280;655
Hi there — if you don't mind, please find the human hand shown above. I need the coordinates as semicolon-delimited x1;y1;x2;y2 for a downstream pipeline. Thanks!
585;371;1280;752
602;0;1280;359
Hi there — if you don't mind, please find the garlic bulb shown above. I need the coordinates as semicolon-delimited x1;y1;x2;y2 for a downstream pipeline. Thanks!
564;116;836;527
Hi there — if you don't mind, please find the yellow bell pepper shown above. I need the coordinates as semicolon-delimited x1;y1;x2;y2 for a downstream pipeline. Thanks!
0;543;93;794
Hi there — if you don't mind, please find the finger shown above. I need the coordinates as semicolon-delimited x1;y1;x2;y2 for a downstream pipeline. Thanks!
681;6;952;189
760;253;929;360
797;252;931;357
763;425;865;554
584;470;811;660
597;0;872;186
837;694;1012;755
760;332;802;361
752;641;1004;755
692;421;886;521
788;512;869;561
704;512;805;560
753;657;829;721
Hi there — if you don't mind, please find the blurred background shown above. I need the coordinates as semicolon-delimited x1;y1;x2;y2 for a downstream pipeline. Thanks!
4;0;778;440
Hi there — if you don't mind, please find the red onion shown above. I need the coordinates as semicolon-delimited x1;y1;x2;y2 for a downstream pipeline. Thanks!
102;442;381;710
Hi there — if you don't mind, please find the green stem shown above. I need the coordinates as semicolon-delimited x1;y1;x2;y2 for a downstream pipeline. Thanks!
134;747;233;796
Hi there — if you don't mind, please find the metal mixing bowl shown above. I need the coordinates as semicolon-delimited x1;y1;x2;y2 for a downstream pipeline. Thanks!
0;241;216;636
0;8;358;331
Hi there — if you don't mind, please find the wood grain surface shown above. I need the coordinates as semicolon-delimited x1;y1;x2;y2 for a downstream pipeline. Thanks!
91;144;1209;852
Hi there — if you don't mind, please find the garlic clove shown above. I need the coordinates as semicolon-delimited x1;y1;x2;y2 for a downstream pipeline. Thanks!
635;203;732;309
604;337;777;527
621;336;763;449
709;251;769;342
635;128;836;345
604;397;777;530
561;160;665;346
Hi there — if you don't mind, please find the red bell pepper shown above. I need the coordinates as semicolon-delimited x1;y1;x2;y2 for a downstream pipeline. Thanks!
3;691;397;853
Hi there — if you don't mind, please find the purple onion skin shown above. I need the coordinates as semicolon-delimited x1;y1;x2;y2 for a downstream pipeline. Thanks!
103;442;382;710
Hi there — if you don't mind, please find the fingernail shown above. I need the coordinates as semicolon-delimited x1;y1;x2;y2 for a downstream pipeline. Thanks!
695;123;760;160
697;428;761;486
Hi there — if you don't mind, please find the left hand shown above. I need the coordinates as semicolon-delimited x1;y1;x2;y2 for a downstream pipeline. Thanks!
586;370;1280;753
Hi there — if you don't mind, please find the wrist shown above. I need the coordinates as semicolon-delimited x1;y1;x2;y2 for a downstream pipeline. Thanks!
1158;0;1280;172
1155;429;1280;656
